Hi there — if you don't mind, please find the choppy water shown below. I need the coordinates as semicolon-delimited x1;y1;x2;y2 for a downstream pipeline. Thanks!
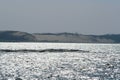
0;43;120;80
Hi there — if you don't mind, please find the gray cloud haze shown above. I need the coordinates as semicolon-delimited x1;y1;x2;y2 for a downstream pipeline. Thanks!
0;0;120;34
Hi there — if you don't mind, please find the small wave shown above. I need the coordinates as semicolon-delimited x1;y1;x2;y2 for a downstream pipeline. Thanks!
0;49;89;53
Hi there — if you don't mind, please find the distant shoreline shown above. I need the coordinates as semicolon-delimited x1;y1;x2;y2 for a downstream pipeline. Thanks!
0;31;120;43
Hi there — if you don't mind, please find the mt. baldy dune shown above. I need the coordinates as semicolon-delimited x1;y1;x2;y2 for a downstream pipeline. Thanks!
0;31;36;42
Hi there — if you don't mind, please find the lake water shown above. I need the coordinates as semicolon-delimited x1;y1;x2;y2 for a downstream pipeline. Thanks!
0;43;120;80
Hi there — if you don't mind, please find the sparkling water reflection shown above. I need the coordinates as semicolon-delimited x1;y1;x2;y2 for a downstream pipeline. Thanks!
0;43;120;80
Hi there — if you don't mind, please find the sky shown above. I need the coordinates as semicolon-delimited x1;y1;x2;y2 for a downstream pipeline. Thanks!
0;0;120;34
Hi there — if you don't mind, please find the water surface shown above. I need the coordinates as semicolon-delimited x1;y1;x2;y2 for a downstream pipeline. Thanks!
0;43;120;80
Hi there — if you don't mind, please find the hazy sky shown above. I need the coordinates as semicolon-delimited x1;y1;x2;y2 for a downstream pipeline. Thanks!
0;0;120;34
